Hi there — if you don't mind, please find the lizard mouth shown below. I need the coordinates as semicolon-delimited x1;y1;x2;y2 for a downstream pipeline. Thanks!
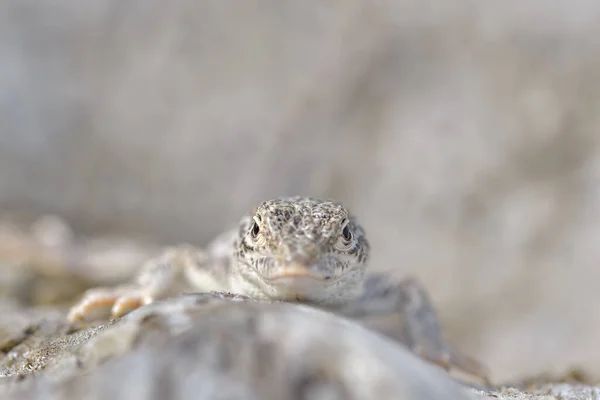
259;262;342;303
265;264;332;283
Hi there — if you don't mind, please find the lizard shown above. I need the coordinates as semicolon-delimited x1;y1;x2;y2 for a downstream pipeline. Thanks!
67;196;488;380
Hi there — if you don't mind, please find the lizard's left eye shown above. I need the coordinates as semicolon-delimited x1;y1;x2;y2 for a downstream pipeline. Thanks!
250;221;260;238
342;224;352;241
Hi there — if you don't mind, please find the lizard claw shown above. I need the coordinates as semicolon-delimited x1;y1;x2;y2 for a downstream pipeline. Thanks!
413;342;490;382
67;285;153;323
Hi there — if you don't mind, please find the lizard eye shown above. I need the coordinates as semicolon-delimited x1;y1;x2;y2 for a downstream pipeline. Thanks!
250;221;260;238
342;224;352;241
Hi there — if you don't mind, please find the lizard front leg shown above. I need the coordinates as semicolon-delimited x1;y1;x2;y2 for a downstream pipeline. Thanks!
337;275;488;381
67;245;207;322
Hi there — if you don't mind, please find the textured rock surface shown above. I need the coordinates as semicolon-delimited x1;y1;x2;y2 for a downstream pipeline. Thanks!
2;294;599;399
0;294;475;400
1;0;600;385
470;384;600;400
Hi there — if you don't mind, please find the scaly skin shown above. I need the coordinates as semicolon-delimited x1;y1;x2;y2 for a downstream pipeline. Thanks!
67;196;488;381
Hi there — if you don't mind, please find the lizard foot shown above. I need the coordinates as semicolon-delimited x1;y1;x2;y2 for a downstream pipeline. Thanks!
399;277;490;382
348;275;490;382
67;284;153;323
411;340;489;383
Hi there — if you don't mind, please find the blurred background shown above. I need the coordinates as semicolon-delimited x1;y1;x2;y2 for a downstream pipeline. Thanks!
1;0;600;383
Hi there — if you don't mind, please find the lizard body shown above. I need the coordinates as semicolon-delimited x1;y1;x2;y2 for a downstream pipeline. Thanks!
68;196;487;380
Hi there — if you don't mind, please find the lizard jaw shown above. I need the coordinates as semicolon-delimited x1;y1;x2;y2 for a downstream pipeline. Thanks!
267;264;330;282
261;263;335;301
264;278;332;302
264;261;334;283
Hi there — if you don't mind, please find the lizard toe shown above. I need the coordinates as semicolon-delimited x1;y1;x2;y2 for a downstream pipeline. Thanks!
67;288;121;323
111;293;153;319
68;285;153;323
413;343;489;382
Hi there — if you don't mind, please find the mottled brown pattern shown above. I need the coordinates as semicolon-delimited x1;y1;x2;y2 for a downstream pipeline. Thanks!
67;197;487;380
231;197;370;305
239;197;368;272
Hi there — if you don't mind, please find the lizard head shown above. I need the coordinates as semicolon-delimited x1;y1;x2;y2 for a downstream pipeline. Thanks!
232;197;370;305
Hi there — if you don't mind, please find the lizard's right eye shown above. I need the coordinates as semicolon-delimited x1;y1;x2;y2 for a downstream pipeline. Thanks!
250;221;260;238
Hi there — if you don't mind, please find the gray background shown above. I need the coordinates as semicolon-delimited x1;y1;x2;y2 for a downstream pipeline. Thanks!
2;0;600;382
